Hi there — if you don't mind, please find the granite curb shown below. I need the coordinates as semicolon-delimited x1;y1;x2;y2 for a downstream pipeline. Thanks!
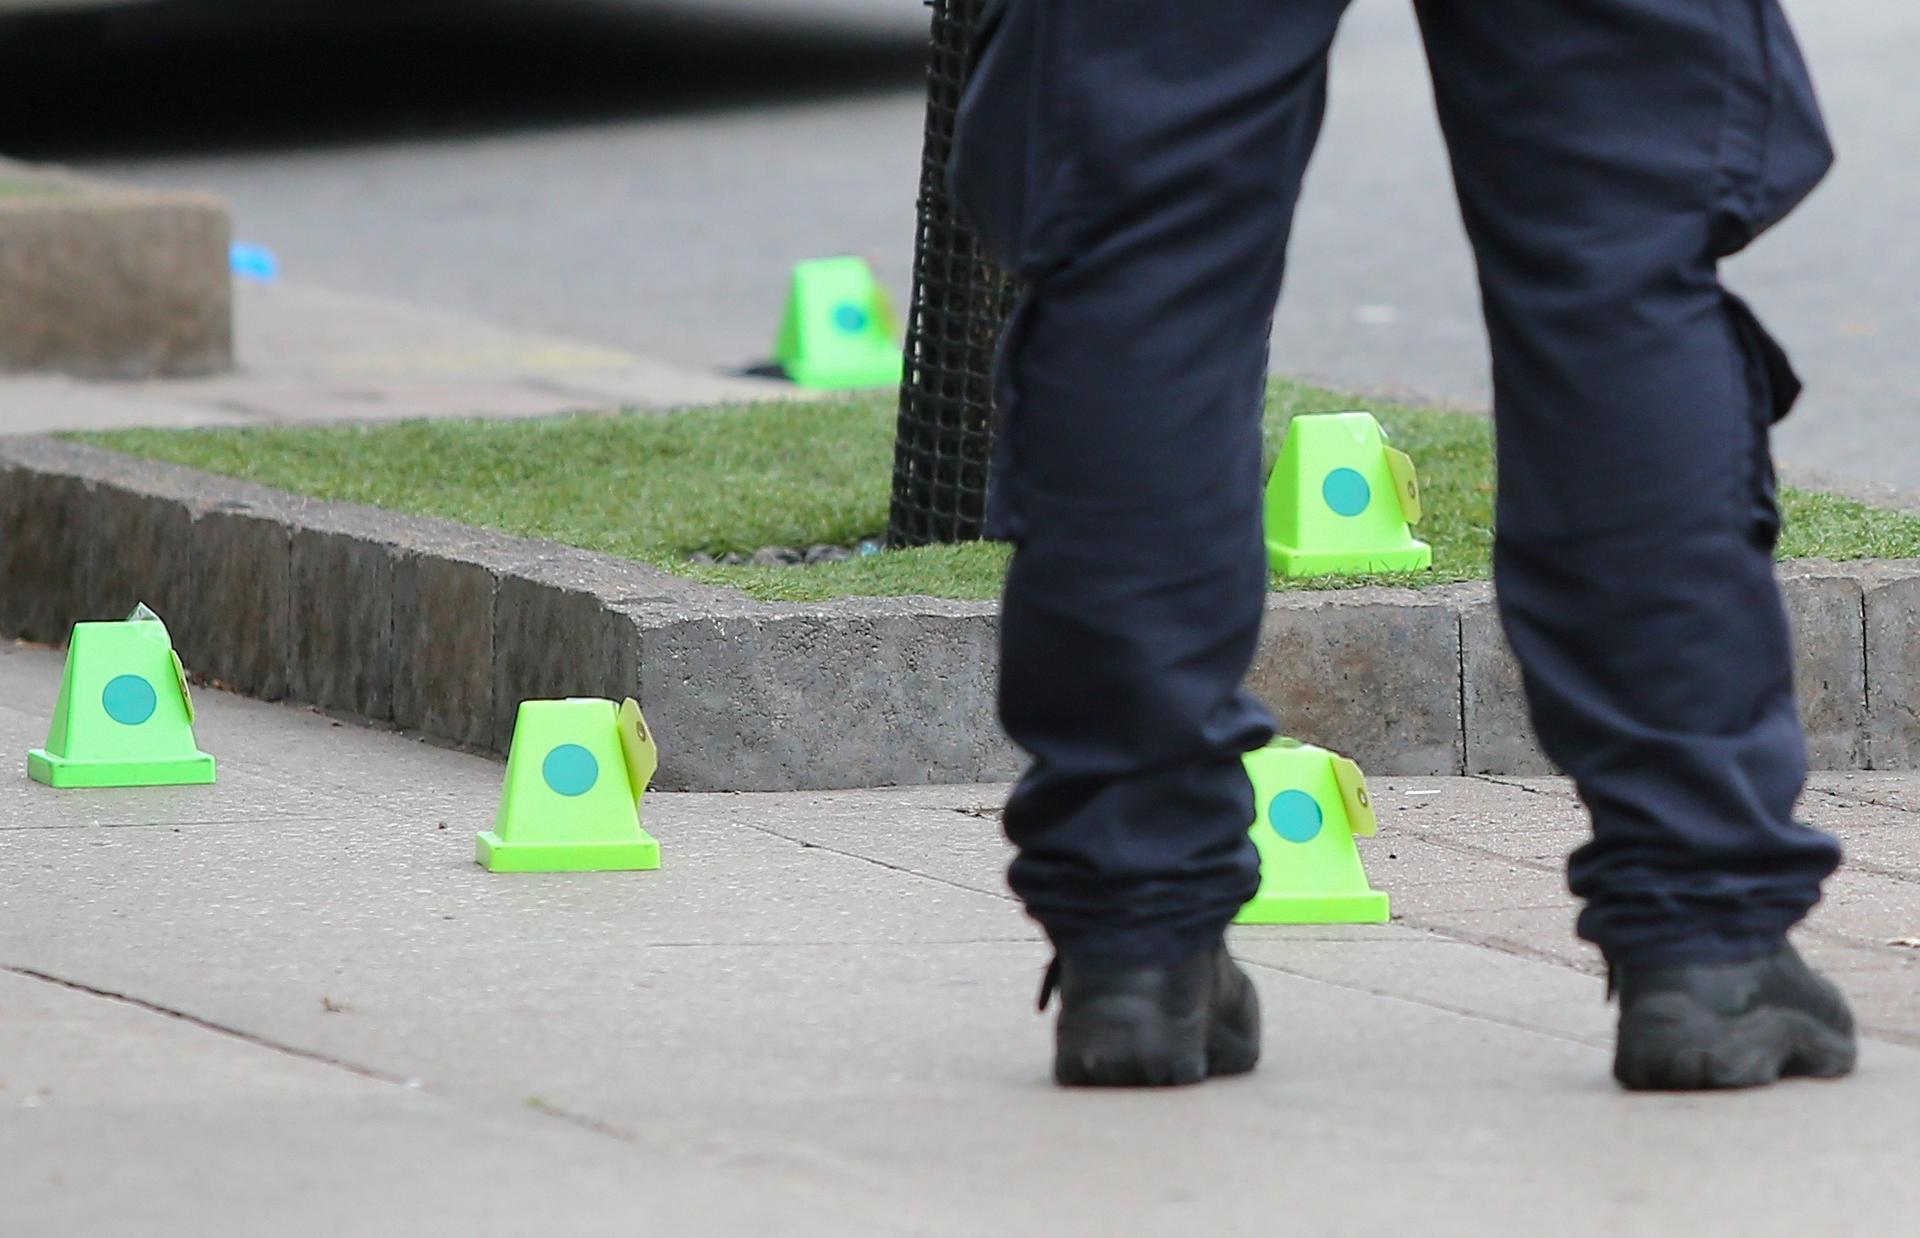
0;159;230;378
3;436;1917;791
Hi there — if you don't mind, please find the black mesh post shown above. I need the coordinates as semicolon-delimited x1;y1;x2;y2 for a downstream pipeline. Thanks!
887;0;1020;548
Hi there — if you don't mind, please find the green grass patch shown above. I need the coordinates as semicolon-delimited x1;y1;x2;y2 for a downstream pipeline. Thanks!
77;380;1920;602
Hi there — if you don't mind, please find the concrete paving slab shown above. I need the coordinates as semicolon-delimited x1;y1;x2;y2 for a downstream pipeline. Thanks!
723;777;1581;905
1815;965;1920;1046
605;763;1920;1042
27;896;1917;1238
0;799;1032;955
168;376;602;423
7;641;1920;1233
1797;937;1920;974
725;795;1014;898
0;970;871;1238
0;701;345;830
1383;774;1594;835
1809;771;1920;813
216;280;798;409
13;946;1920;1238
0;282;798;436
1346;834;1547;889
1396;903;1596;971
1805;868;1920;949
1422;827;1584;868
1394;873;1572;916
1233;931;1614;1047
0;374;257;431
181;699;486;790
608;972;1920;1238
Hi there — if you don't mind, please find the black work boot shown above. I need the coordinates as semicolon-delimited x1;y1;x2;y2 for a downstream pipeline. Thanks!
1039;943;1260;1087
1612;942;1856;1091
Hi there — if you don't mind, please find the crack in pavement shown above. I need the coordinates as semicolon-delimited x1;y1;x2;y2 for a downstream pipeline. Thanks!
1807;784;1920;817
734;819;1018;905
0;815;341;833
1394;828;1568;875
4;963;412;1087
1388;913;1601;976
638;937;1040;949
1469;773;1574;798
1239;952;1609;1051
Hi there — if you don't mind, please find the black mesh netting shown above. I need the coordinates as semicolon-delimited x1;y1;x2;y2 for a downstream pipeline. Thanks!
886;0;1021;548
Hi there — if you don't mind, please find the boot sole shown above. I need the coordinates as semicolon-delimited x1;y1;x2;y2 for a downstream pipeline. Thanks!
1056;1030;1257;1087
1615;993;1857;1091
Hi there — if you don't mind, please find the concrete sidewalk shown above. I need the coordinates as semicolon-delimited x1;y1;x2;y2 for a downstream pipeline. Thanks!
0;281;793;436
3;637;1918;1236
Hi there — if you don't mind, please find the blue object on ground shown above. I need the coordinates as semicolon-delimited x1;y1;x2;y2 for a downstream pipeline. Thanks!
230;243;280;284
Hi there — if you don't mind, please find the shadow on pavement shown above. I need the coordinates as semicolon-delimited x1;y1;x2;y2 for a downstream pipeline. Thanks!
0;0;929;160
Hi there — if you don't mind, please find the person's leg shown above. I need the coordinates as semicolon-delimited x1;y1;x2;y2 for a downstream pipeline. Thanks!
948;0;1350;1081
1416;0;1853;1084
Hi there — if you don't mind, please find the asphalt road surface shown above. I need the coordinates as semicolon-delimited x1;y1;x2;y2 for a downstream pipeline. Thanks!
3;0;1913;486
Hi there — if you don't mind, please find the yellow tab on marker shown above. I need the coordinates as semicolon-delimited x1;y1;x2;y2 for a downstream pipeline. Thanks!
1332;755;1377;837
171;651;196;725
617;697;659;803
1385;447;1422;525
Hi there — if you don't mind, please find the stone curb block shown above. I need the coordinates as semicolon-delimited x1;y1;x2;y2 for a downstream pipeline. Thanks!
289;520;396;723
1780;568;1869;771
1869;574;1920;769
3;437;1917;791
87;483;196;639
0;463;93;645
634;599;1019;793
1248;588;1466;777
187;506;292;701
1460;594;1554;777
0;159;231;378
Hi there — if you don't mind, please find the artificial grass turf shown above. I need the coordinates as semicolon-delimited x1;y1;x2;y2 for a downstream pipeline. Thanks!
78;380;1920;603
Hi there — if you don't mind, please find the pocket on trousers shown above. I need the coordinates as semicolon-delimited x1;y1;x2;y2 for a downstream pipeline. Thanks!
1724;291;1792;545
1723;291;1802;427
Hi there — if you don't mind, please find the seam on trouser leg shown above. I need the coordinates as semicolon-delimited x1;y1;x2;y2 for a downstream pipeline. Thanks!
1709;0;1775;250
1709;1;1804;540
985;292;1037;543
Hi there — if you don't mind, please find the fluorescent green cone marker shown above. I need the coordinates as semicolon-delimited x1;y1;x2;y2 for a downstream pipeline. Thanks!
477;697;661;873
1265;410;1433;577
773;255;905;390
28;605;215;788
1234;738;1390;925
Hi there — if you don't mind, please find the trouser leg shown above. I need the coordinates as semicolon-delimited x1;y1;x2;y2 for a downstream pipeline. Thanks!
1416;0;1843;963
949;0;1352;965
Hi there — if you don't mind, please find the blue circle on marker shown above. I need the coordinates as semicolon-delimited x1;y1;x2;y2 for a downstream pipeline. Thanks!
1267;790;1324;844
833;304;869;334
1323;468;1372;517
542;744;599;797
101;675;158;727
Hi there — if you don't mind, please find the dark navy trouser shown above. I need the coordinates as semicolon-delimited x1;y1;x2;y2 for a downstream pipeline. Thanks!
949;0;1844;966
